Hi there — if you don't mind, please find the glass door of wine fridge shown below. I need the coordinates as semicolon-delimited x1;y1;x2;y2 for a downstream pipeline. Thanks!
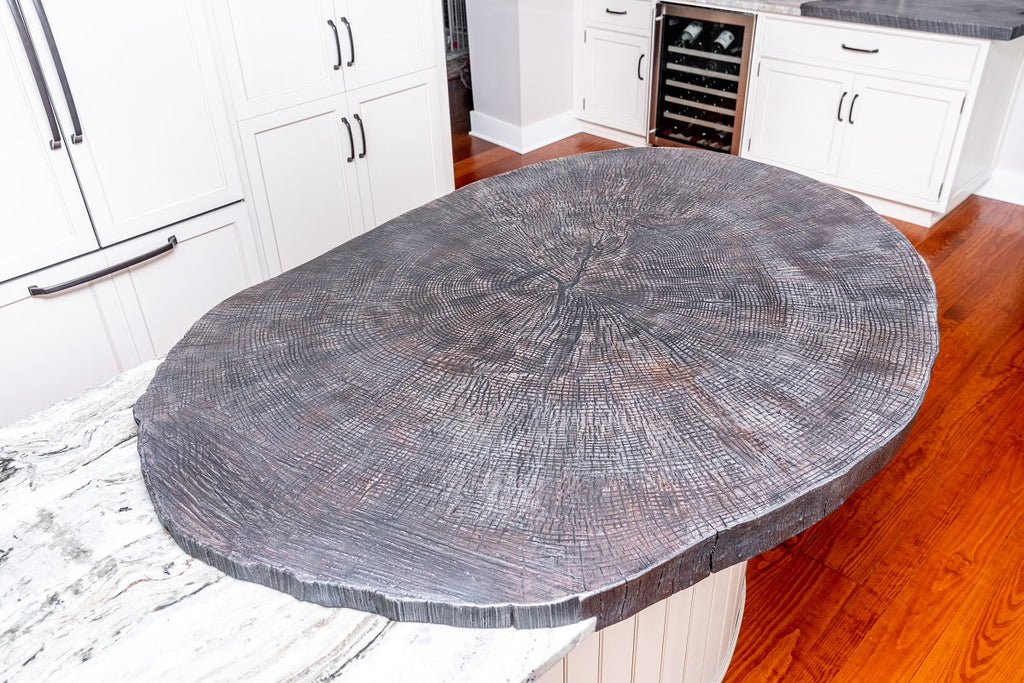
648;3;755;154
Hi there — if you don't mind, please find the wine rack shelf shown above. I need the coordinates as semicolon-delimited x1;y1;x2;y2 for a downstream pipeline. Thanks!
649;3;755;155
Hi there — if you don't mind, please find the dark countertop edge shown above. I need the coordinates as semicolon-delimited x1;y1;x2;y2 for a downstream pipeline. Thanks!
799;4;1024;41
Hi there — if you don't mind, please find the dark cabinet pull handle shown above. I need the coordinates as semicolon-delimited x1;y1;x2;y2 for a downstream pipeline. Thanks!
837;91;847;122
841;43;879;54
5;0;62;149
605;8;627;14
327;19;342;70
353;113;366;158
341;116;355;162
638;53;645;80
31;0;82;143
849;93;859;124
28;236;177;297
340;16;354;66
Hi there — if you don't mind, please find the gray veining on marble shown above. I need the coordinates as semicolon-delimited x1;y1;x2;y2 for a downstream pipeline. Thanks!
801;0;1024;40
0;362;592;682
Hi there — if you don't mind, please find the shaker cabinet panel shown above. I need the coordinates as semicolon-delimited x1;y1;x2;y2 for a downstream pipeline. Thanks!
0;7;95;283
108;204;262;357
838;75;963;202
337;0;438;92
240;98;365;274
348;72;448;229
580;28;650;136
213;0;341;120
746;58;850;178
28;0;242;246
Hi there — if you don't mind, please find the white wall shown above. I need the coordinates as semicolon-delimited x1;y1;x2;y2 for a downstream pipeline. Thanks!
466;0;579;153
977;83;1024;205
464;1;522;127
518;0;574;126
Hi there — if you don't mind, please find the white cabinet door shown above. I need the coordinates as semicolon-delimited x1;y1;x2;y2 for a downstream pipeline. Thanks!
0;4;95;283
746;58;851;177
0;253;134;427
212;0;343;120
838;75;964;203
580;28;650;135
108;204;263;358
347;71;450;230
27;0;242;246
239;95;365;274
336;0;438;91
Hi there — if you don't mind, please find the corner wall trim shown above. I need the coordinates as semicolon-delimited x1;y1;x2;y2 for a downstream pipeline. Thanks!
469;111;581;154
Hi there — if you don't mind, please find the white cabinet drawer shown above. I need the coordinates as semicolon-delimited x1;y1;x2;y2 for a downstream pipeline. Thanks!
584;0;652;35
758;15;981;83
106;203;264;357
0;253;135;427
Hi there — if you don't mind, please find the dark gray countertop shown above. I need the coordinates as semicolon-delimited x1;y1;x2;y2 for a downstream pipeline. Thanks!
801;0;1024;40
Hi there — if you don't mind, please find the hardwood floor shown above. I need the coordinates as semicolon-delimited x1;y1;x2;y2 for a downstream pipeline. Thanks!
454;132;1024;681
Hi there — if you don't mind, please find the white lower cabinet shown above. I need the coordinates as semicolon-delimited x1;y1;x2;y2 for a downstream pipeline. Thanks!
240;70;450;276
0;203;262;426
746;57;963;207
745;59;849;177
579;28;651;136
573;0;653;143
836;75;963;201
743;14;1024;226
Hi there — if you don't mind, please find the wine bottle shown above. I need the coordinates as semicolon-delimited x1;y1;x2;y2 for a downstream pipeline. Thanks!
711;28;736;54
675;21;704;48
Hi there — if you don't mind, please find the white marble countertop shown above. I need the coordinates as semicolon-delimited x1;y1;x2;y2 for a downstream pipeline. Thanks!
0;361;592;682
664;0;804;16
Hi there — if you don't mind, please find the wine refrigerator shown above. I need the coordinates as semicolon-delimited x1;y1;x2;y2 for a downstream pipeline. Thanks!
648;3;756;154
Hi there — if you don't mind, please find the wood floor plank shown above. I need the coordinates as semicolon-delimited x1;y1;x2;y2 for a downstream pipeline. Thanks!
457;135;1024;682
829;386;1024;680
909;504;1024;681
797;200;1024;586
722;544;875;682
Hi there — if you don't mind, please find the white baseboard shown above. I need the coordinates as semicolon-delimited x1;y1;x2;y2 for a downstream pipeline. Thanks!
579;121;648;148
470;111;581;154
975;169;1024;206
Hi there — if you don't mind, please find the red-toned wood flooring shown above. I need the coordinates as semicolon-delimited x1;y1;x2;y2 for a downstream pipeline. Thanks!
455;132;1024;682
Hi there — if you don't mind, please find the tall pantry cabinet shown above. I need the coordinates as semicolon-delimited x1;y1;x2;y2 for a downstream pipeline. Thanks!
210;0;454;275
0;0;262;425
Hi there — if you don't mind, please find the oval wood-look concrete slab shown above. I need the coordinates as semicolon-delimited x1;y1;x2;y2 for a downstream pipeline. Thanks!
135;148;938;629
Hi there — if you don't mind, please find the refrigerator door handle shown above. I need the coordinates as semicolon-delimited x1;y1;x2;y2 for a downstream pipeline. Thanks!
28;236;178;296
30;0;83;143
5;0;62;149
